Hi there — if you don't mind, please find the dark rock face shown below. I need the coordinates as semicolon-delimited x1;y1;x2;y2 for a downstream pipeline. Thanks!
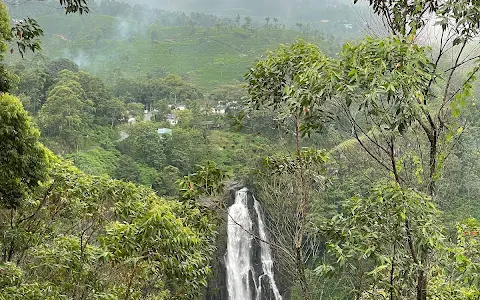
205;185;284;300
260;276;276;300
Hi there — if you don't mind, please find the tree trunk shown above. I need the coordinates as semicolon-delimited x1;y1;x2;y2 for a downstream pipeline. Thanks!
417;130;438;300
124;264;137;300
416;269;427;300
294;115;311;300
6;209;15;262
389;243;396;300
428;133;438;197
296;247;311;300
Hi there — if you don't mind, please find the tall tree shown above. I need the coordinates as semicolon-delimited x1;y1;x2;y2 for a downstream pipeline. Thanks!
329;2;480;297
0;93;50;210
245;0;480;296
255;149;328;300
245;40;331;300
38;78;94;151
15;63;47;114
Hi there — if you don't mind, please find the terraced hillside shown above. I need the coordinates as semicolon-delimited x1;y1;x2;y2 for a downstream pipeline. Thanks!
8;12;342;91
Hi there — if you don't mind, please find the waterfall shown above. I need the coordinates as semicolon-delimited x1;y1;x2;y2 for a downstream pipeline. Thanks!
226;188;254;300
254;199;283;300
225;188;282;300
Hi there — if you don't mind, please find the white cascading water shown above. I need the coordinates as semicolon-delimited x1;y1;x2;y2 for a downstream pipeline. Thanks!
226;188;254;300
254;199;283;300
226;188;282;300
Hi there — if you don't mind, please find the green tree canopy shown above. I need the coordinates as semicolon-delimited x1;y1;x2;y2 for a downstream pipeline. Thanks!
0;1;9;55
0;93;50;208
38;78;94;151
0;159;219;299
119;123;168;170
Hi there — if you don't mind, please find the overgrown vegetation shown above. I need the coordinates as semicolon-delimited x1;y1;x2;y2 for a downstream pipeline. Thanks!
1;0;480;299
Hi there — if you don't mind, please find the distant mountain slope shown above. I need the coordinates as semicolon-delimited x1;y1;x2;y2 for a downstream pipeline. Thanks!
21;14;342;91
128;0;355;18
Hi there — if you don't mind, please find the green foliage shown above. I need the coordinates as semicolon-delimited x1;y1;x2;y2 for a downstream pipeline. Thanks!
0;64;12;93
289;269;350;300
103;194;216;299
0;2;43;61
0;262;64;299
319;181;443;298
0;0;90;66
0;93;50;208
356;0;437;35
358;0;480;38
0;159;219;299
245;39;333;134
97;97;127;126
117;124;231;180
0;3;12;93
114;155;142;183
125;102;144;119
65;146;120;176
178;160;231;201
75;71;127;126
153;166;182;197
10;18;44;58
14;63;47;114
264;147;328;175
427;218;480;299
209;84;246;110
246;36;436;136
38;77;94;150
34;68;129;152
253;147;329;293
59;0;90;14
119;123;168;170
113;74;202;106
76;71;113;104
28;14;332;91
163;74;203;102
245;39;326;110
164;128;204;172
45;58;79;81
437;0;480;44
26;236;109;298
3;1;480;298
338;36;434;134
0;2;9;54
242;5;480;295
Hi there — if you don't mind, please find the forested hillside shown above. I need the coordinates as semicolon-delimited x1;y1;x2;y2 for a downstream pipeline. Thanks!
5;0;358;90
1;0;480;299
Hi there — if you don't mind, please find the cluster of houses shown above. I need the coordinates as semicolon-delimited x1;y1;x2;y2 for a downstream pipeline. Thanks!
126;100;241;136
212;100;240;115
165;104;186;126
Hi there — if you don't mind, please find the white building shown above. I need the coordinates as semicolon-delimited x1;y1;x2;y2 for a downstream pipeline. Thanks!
211;107;226;114
167;114;178;126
